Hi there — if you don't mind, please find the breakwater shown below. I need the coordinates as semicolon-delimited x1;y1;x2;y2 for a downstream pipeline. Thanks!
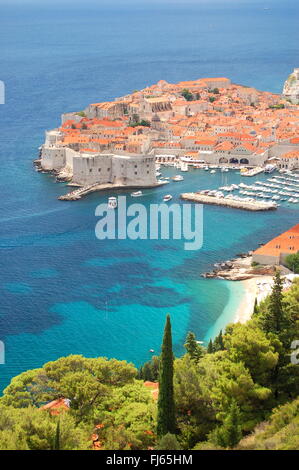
180;193;277;211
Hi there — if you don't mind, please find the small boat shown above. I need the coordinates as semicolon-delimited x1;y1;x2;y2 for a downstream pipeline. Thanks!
210;170;216;174
163;194;173;202
172;175;184;182
264;164;277;174
108;196;117;209
204;166;209;171
180;162;188;172
131;191;143;197
149;349;155;353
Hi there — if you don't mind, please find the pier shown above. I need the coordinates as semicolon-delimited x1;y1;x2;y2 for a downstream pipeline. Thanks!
241;167;264;177
58;180;168;201
180;192;277;211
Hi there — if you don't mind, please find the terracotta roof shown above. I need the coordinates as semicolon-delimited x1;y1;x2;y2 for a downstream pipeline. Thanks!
143;381;159;400
40;398;70;416
281;150;299;159
253;224;299;258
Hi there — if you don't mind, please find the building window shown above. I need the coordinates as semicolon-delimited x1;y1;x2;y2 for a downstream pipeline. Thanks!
134;165;137;168
89;169;92;173
98;168;101;172
135;171;137;175
107;168;110;171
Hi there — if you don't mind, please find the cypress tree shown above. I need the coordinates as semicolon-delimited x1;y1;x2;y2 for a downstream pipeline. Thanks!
207;339;214;354
213;330;225;351
157;315;176;437
253;297;259;315
260;271;284;335
53;420;60;450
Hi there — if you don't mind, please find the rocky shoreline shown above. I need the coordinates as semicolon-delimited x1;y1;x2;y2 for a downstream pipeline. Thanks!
33;159;72;182
201;252;277;281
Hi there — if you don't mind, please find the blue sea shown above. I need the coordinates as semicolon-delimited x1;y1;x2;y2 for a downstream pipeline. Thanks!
0;0;299;392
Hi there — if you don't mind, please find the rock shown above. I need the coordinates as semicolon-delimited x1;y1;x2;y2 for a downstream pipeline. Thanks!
283;68;299;104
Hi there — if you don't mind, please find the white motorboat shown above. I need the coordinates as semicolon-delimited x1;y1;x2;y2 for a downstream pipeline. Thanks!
131;191;143;197
172;175;184;182
163;194;173;202
264;164;277;174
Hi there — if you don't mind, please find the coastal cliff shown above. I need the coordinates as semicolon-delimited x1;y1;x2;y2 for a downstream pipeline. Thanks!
283;68;299;104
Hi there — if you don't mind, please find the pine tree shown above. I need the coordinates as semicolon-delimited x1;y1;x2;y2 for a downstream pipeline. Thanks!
157;315;176;437
214;400;242;449
184;331;204;361
156;433;181;450
259;271;295;400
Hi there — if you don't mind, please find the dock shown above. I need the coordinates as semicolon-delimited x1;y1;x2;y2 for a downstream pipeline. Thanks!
58;180;168;201
180;193;277;211
241;167;264;177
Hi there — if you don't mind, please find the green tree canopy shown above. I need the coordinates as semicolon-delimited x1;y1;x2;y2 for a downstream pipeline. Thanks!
285;253;299;273
1;355;137;420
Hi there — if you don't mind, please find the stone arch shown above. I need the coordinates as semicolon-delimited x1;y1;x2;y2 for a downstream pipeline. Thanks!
240;158;249;164
219;157;228;164
229;158;239;164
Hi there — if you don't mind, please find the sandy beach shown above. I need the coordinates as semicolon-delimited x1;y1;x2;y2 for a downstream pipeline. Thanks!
234;276;274;324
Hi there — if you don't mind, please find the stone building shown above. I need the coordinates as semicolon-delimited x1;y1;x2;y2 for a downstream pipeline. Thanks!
40;136;157;187
252;224;299;266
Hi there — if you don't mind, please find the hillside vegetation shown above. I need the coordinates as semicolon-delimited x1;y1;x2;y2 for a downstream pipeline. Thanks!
0;273;298;450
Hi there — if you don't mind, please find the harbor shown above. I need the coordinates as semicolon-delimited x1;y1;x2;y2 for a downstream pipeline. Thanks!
58;180;168;201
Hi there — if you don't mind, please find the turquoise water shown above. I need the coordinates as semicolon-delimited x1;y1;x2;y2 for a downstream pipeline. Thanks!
0;0;299;391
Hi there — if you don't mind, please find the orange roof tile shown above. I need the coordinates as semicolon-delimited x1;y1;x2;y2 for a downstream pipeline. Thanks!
254;224;299;258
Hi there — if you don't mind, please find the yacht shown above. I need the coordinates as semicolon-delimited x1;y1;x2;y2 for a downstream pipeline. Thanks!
163;194;173;202
131;191;143;197
210;169;216;174
108;197;117;209
172;175;184;182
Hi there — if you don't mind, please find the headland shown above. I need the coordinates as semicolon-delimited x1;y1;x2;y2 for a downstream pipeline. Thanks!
35;73;299;200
